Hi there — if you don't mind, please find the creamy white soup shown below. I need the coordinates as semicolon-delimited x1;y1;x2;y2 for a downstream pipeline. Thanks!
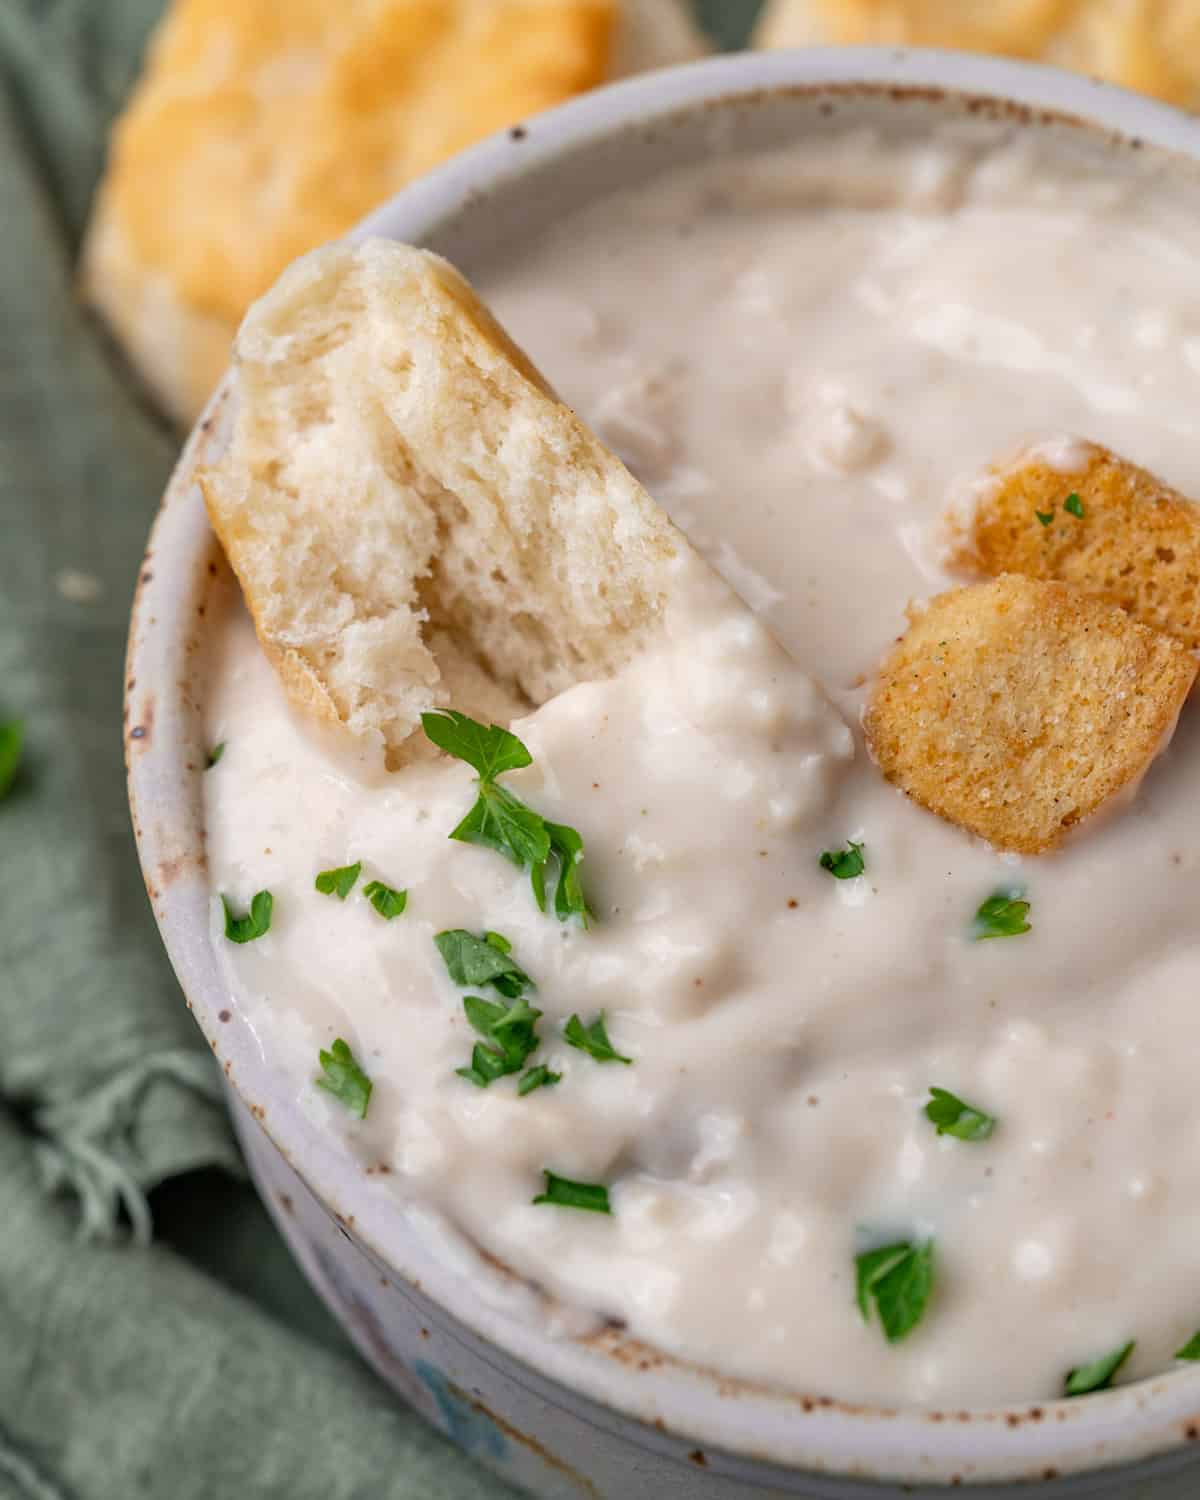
204;125;1200;1408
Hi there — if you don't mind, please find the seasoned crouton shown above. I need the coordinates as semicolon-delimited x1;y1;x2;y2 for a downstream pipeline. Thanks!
946;439;1200;648
864;574;1196;854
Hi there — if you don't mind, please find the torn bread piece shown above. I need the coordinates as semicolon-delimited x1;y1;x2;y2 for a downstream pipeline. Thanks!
946;439;1200;650
200;239;688;768
80;0;705;428
863;574;1196;854
754;1;1200;110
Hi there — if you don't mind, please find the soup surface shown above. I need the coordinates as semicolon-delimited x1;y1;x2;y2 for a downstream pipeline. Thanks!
205;123;1200;1406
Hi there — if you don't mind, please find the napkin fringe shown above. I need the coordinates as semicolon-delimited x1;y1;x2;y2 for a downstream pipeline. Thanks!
32;1048;238;1244
0;1422;69;1500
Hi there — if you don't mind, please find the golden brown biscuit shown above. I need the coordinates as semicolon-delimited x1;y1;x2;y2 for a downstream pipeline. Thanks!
755;1;1200;110
863;574;1196;854
81;0;619;426
946;440;1200;650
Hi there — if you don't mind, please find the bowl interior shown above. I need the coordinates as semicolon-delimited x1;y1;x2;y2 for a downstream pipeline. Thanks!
127;48;1200;1488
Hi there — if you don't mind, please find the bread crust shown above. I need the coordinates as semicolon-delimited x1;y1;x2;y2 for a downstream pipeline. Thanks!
864;574;1197;853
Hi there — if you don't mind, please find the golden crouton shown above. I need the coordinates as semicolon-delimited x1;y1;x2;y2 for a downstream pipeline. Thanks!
864;575;1196;854
947;441;1200;649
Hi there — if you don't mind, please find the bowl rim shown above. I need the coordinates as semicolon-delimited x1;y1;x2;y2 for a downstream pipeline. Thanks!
127;45;1200;1488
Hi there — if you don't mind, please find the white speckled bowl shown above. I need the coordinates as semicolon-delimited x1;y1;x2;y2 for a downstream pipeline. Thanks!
128;47;1200;1498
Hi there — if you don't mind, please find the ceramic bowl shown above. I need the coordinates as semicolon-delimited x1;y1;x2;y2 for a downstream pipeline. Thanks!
127;46;1200;1498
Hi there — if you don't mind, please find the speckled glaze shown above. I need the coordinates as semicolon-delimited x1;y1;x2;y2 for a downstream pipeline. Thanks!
128;49;1200;1497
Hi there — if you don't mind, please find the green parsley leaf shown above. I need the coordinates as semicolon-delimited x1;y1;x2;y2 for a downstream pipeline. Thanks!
925;1087;996;1142
972;891;1031;941
819;840;865;880
537;820;592;924
455;994;542;1086
856;1240;935;1343
222;891;273;944
316;1038;373;1118
564;1012;632;1064
421;710;533;780
0;719;23;801
1176;1332;1200;1361
315;862;362;900
1035;509;1055;526
435;929;532;999
533;1170;611;1214
452;779;552;869
206;742;226;769
1064;492;1085;519
1065;1341;1135;1397
363;881;407;920
425;709;591;924
456;1045;512;1089
855;1245;911;1320
518;1065;562;1097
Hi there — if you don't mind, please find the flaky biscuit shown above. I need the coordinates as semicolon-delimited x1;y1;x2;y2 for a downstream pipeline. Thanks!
864;574;1196;854
946;440;1200;650
82;0;704;428
756;1;1200;110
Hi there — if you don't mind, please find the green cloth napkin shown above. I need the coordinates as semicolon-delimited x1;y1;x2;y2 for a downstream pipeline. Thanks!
0;2;761;1496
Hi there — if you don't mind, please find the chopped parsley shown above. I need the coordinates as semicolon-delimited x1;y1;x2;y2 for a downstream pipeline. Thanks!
456;995;542;1088
221;890;273;944
1035;509;1055;527
1065;1341;1135;1397
1176;1332;1200;1362
206;742;226;769
315;861;361;900
855;1240;935;1343
1064;491;1085;519
819;840;865;880
421;710;591;924
0;719;23;800
925;1087;996;1142
972;891;1031;941
363;880;407;920
420;712;534;780
533;1170;612;1215
564;1012;632;1064
435;929;532;999
517;1064;561;1097
316;1038;373;1118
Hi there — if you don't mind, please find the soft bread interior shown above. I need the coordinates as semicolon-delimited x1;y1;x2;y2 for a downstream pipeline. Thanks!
200;239;684;766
